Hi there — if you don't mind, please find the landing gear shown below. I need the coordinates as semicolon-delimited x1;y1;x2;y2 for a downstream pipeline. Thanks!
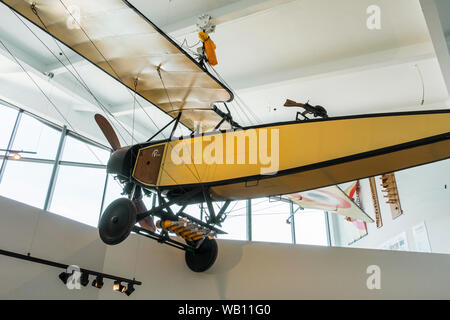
185;238;218;272
99;198;136;245
99;187;225;272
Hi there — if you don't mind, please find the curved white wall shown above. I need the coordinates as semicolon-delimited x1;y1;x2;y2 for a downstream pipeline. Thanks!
0;196;449;299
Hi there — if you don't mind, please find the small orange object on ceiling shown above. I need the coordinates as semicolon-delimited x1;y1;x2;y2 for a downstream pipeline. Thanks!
199;32;218;66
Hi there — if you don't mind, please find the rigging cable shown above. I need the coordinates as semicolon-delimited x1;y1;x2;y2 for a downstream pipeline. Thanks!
0;37;107;165
63;2;202;186
14;12;118;165
0;39;74;132
57;0;170;137
157;67;203;183
3;3;248;226
55;1;205;186
207;63;262;125
163;27;256;127
25;5;195;182
414;64;425;106
23;8;132;146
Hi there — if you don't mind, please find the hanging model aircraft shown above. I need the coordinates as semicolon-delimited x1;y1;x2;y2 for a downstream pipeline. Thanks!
3;0;449;272
283;183;373;223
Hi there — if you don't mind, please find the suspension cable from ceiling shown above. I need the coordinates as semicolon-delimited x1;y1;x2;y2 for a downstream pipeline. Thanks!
56;0;168;137
206;63;262;126
414;64;425;106
23;7;132;146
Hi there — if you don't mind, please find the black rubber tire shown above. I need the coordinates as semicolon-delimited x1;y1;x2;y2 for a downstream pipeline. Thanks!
99;198;136;245
185;238;218;272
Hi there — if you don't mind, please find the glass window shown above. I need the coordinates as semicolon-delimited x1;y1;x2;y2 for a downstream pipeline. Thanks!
252;198;292;244
180;203;202;221
12;113;61;160
0;161;53;208
0;105;18;156
294;209;328;246
62;135;110;165
49;165;106;227
141;193;156;211
218;200;247;241
102;174;125;211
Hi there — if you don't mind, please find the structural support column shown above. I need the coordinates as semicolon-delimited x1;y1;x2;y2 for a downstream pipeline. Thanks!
420;0;450;96
289;201;296;244
98;173;109;226
324;211;332;247
0;109;22;183
246;199;252;241
44;125;67;211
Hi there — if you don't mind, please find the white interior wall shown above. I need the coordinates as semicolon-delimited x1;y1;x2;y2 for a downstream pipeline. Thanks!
0;196;105;299
332;159;450;254
0;195;449;299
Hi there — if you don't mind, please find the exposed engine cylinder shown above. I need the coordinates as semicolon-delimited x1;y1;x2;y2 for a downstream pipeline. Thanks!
156;219;215;242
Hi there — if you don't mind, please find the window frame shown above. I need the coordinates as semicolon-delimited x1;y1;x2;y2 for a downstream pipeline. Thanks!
0;100;111;225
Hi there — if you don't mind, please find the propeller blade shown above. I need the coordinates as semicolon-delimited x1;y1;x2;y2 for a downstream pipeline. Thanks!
94;114;121;151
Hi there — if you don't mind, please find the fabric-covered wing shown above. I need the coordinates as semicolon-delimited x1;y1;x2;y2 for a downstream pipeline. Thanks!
2;0;233;131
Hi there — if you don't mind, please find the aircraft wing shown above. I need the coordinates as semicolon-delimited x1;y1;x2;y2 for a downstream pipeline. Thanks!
284;185;374;223
1;0;233;132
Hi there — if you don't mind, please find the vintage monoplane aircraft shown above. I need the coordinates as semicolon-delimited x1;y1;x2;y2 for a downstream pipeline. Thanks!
4;0;449;272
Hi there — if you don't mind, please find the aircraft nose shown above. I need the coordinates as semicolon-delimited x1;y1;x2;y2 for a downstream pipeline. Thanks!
107;147;132;178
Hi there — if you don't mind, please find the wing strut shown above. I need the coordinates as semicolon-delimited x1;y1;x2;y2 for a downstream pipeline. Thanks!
146;116;178;142
169;112;182;140
212;104;242;130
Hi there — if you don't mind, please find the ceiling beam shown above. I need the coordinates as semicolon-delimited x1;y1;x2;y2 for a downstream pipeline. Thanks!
109;102;150;117
233;42;436;91
419;0;450;96
163;0;297;36
0;38;153;143
44;54;88;76
0;38;106;113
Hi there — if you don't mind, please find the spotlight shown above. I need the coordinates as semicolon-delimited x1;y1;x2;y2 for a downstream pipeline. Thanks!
113;280;125;293
92;276;104;289
80;272;90;287
58;271;70;285
124;283;135;296
11;153;22;160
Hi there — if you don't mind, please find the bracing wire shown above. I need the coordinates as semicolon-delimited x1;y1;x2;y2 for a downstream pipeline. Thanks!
54;1;204;187
158;22;257;128
206;63;262;125
13;15;114;165
414;64;425;106
57;0;165;136
1;2;262;225
132;78;138;146
22;8;132;146
0;38;106;165
25;6;196;174
156;64;203;184
0;39;73;132
24;2;269;210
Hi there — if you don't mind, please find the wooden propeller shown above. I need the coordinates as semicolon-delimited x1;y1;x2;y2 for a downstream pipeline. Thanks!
94;114;121;151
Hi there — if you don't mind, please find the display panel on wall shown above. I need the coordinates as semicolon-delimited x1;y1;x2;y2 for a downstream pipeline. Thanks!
380;173;403;220
369;177;383;228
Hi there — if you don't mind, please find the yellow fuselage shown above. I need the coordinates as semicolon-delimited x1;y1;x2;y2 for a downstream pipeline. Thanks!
132;111;450;200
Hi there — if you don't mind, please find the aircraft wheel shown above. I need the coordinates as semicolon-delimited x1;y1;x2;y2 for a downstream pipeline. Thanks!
185;238;218;272
99;198;136;245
